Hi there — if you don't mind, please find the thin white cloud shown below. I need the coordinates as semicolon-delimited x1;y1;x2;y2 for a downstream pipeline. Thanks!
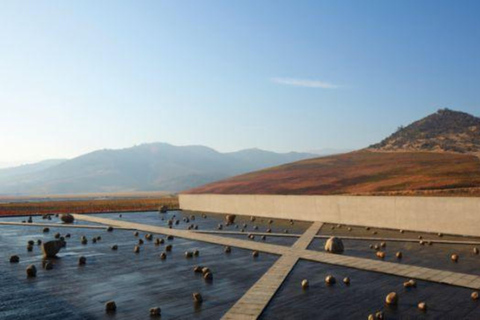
271;77;339;89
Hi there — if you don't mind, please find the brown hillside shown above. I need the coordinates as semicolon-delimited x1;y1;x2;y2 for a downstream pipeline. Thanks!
184;151;480;196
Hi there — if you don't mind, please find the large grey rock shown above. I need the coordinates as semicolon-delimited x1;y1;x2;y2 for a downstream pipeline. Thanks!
324;237;344;254
41;240;65;258
60;214;75;223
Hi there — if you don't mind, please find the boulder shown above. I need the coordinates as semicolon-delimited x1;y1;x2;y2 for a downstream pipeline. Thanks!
111;245;118;251
252;251;259;258
201;267;210;274
160;253;167;260
185;251;193;258
301;279;309;289
325;275;336;285
225;214;236;224
194;266;204;273
54;233;61;239
472;291;479;300
28;240;35;246
403;279;416;288
165;244;172;252
134;231;139;237
43;227;50;233
418;302;427;311
134;245;140;253
27;244;33;252
193;292;203;303
193;249;199;256
10;255;20;263
261;235;266;241
224;246;231;253
150;307;161;317
105;301;116;313
324;237;344;254
60;214;75;224
167;235;174;240
474;247;479;255
41;240;65;258
203;272;213;281
107;226;114;232
385;292;398;305
26;265;37;277
78;256;86;265
145;234;153;241
376;251;386;259
343;277;350;285
396;252;403;259
37;239;42;245
451;254;459;262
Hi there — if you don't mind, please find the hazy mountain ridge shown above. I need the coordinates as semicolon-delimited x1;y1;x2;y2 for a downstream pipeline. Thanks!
369;109;480;153
0;143;315;195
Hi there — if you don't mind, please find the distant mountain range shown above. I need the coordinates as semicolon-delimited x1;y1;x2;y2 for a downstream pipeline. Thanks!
0;143;315;195
187;109;480;196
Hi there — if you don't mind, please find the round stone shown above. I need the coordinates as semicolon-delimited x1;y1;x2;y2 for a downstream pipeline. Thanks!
343;277;350;285
324;237;344;254
396;252;403;259
385;292;398;305
78;256;86;265
451;254;459;262
403;279;416;288
26;265;37;277
193;292;203;303
301;279;309;289
150;307;161;317
105;301;116;313
325;275;336;285
10;255;20;263
418;302;427;311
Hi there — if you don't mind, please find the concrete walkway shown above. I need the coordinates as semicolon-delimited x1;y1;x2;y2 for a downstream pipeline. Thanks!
72;214;480;292
195;229;480;245
221;222;323;320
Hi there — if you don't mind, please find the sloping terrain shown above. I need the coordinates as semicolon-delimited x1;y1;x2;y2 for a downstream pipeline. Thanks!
185;151;480;195
186;109;480;196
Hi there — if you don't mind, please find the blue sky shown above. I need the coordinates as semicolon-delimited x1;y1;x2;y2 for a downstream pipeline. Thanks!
0;1;479;166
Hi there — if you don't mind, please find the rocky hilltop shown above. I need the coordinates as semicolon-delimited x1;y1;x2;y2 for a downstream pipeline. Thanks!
369;109;480;153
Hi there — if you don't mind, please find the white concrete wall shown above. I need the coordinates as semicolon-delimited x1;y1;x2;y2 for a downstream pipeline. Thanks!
179;194;480;237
